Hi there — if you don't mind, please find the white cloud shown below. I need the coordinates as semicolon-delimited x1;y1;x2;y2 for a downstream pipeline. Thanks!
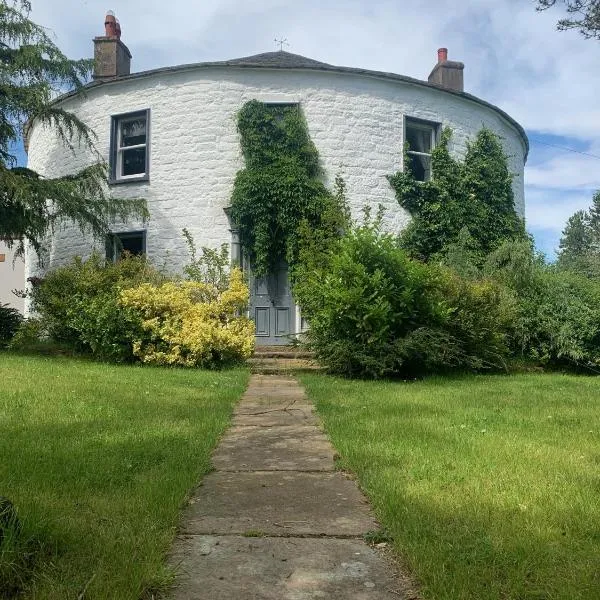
525;187;592;231
31;0;599;141
525;153;600;190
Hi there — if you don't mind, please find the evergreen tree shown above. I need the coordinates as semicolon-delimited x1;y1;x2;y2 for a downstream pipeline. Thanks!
558;210;593;264
0;0;146;256
586;190;600;249
557;192;600;276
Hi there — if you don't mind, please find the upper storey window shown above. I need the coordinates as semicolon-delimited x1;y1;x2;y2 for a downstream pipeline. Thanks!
110;109;150;183
404;118;439;182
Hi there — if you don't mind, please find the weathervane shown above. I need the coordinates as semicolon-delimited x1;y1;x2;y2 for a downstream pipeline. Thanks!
274;37;289;52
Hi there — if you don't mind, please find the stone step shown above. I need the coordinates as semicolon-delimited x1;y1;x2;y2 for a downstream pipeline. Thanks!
248;357;324;375
253;346;314;360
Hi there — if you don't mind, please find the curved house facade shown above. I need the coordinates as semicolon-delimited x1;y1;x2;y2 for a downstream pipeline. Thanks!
25;18;528;343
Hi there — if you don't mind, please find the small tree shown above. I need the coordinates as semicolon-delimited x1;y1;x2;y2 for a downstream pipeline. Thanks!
0;0;147;256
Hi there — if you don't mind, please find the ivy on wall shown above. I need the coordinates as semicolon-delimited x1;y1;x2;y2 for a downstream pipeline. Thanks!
229;100;343;278
388;127;526;264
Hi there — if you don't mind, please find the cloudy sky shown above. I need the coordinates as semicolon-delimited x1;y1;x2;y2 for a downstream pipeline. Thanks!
26;0;600;258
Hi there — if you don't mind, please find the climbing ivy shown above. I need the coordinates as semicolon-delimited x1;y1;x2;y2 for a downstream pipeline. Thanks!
230;100;344;277
388;127;526;264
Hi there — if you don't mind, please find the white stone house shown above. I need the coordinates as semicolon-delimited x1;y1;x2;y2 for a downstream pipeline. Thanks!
25;14;528;345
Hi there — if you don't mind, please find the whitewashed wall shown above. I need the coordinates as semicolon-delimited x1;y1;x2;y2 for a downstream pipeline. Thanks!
26;66;527;282
0;242;25;313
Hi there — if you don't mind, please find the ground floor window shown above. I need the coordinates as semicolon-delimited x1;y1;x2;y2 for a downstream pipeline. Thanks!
106;230;146;262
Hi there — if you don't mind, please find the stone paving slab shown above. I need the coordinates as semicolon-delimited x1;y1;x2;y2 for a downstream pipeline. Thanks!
171;535;410;599
182;471;377;536
233;402;317;427
169;373;418;599
212;425;335;472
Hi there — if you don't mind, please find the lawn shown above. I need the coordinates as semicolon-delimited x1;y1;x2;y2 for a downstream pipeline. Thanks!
300;373;600;600
0;354;248;599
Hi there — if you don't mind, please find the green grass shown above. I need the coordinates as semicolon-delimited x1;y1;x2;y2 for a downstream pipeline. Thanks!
0;353;248;599
300;373;600;600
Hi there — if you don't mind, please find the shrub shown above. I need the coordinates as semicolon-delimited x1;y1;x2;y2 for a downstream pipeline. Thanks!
31;253;163;361
182;228;231;290
485;240;600;370
119;268;254;367
0;303;22;348
295;223;515;377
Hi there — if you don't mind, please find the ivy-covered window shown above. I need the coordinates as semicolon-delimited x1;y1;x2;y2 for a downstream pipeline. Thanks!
405;117;439;182
109;109;150;183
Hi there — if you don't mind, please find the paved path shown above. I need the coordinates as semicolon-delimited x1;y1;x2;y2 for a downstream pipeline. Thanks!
170;374;416;599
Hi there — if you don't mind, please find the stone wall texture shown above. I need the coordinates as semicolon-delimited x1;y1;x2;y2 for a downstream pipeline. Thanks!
26;66;527;283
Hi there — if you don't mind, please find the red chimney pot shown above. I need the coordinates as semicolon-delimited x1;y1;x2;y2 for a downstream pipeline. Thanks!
438;47;448;63
115;19;121;39
104;12;117;37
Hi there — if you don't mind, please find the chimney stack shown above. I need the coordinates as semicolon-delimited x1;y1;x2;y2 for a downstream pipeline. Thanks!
428;47;464;92
93;11;131;79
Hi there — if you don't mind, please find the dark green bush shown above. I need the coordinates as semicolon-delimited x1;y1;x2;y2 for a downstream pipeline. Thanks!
0;303;22;347
31;254;163;362
485;240;600;370
295;223;515;377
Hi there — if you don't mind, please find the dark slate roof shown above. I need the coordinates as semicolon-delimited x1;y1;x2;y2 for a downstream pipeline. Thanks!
214;51;335;69
52;51;530;157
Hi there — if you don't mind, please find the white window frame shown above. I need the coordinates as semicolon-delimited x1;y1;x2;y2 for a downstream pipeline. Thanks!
110;109;150;184
404;117;439;182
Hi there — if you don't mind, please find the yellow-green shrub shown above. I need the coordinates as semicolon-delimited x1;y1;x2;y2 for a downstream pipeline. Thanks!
119;268;254;367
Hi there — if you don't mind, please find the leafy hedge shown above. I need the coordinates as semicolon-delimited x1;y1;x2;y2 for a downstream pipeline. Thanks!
29;254;161;362
120;269;254;367
294;222;516;378
485;240;600;370
23;249;254;366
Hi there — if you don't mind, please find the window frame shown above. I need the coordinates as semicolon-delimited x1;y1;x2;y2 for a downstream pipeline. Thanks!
109;109;150;184
106;229;147;262
403;116;441;183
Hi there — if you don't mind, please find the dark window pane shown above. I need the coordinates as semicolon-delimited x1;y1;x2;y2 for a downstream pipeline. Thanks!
118;233;144;256
107;232;145;261
121;147;146;176
406;124;432;153
407;153;431;182
121;118;146;147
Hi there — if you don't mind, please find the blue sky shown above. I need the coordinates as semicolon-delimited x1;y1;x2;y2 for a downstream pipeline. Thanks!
25;0;600;259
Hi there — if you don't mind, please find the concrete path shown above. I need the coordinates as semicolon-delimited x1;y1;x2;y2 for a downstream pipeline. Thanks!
169;374;417;599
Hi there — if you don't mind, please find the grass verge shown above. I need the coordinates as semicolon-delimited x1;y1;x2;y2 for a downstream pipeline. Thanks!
300;372;600;600
0;353;248;599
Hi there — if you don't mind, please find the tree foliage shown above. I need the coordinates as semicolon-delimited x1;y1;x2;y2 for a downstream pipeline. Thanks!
230;100;346;277
0;0;147;255
557;190;600;276
388;127;526;264
536;0;600;40
294;218;516;378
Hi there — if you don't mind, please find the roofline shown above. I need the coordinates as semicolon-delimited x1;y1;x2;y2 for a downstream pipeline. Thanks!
40;59;530;159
